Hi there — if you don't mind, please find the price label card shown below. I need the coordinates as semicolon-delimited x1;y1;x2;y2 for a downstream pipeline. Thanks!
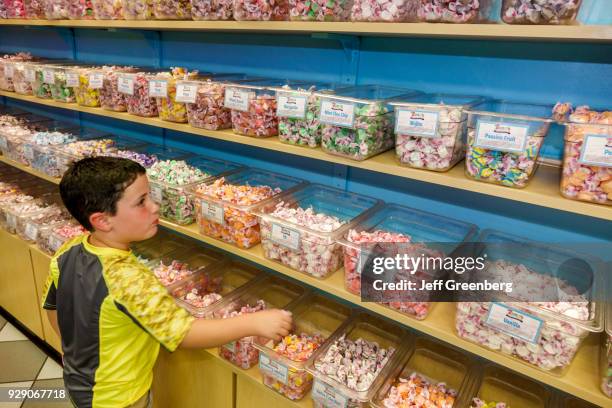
42;69;55;85
118;74;135;95
579;134;612;167
150;185;162;203
312;379;348;408
49;235;63;253
475;120;529;153
88;73;104;89
25;67;36;82
201;200;224;225
4;63;14;79
23;145;34;160
6;213;17;230
175;82;198;103
395;108;440;138
224;88;251;111
223;341;236;354
276;92;307;119
66;71;79;87
259;354;288;385
0;136;8;150
485;302;544;344
149;80;168;98
319;99;355;128
270;223;301;251
25;223;38;241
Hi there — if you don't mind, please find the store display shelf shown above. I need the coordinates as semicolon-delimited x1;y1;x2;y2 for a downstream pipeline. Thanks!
0;19;610;42
0;155;608;407
2;92;610;221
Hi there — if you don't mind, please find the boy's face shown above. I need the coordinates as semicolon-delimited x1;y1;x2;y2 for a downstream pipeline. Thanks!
109;174;160;244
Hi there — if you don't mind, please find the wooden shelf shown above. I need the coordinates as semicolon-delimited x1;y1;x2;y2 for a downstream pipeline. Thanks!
0;155;607;407
0;19;611;42
1;91;610;221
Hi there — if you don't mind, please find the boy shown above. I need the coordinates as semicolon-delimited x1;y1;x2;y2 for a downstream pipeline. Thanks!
41;157;293;408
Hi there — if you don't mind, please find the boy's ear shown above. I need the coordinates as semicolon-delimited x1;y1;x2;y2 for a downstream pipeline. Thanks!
89;212;112;233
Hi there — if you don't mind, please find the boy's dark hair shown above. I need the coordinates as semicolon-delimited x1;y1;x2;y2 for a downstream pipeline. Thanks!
60;157;146;231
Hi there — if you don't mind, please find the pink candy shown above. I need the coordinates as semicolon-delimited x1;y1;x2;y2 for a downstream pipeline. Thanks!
417;0;483;23
153;0;191;18
186;82;233;130
233;0;288;20
24;0;45;18
289;0;350;21
122;0;154;19
191;0;233;19
217;299;266;369
5;0;27;17
351;0;416;22
231;95;278;137
152;260;198;286
126;73;159;117
91;0;123;19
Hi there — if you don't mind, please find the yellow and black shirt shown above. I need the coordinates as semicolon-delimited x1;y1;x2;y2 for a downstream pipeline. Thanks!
42;235;195;408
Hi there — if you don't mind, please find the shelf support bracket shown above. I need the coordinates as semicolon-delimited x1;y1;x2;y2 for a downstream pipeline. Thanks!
311;33;360;86
331;163;349;190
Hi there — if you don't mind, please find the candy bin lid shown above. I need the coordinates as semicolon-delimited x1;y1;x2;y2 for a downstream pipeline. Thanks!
316;85;421;105
390;93;488;111
147;155;244;189
467;99;554;123
224;78;311;92
110;144;195;169
149;245;226;287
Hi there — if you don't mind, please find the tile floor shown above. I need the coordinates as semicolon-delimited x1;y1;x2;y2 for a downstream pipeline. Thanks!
0;315;71;408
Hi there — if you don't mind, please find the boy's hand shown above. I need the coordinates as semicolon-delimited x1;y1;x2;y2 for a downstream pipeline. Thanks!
252;309;293;341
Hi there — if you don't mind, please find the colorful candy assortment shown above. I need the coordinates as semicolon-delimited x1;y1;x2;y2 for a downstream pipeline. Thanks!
191;0;233;19
49;66;79;103
152;259;198;286
69;0;94;18
186;81;233;130
155;68;199;123
0;53;34;92
233;0;288;20
16;204;66;243
121;0;154;19
278;88;324;148
100;67;138;112
126;72;160;117
350;0;416;22
91;0;123;18
470;399;510;408
153;0;191;19
417;0;483;23
231;94;278;137
382;372;458;407
24;0;46;18
288;0;350;21
502;0;581;24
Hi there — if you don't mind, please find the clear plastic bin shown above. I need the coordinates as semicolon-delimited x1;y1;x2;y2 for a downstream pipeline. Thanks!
306;311;410;408
10;60;36;95
131;229;195;263
191;0;233;20
91;0;123;19
1;199;46;234
191;168;306;249
466;365;551;408
318;85;421;161
5;121;79;166
5;0;27;17
226;79;307;138
68;0;95;19
122;69;168;117
149;246;225;287
371;337;474;408
50;64;95;103
0;116;54;156
338;203;477;320
233;0;288;20
100;66;140;112
210;275;308;369
153;0;191;19
350;0;415;21
24;0;46;18
561;107;611;205
456;230;604;375
417;0;490;23
153;68;206;123
255;184;382;278
502;0;582;25
148;156;243;225
391;93;486;172
39;221;87;255
254;293;352;401
168;260;262;317
0;54;35;92
465;100;553;188
602;290;612;398
108;144;192;169
16;204;68;244
122;0;154;19
75;66;125;108
36;220;68;255
43;0;70;19
31;61;75;99
289;0;352;21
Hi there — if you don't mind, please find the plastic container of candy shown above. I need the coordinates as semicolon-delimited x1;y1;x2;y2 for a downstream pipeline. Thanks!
338;203;477;319
148;156;243;225
318;85;421;161
466;364;551;408
289;0;352;21
99;66;140;112
24;0;46;18
74;66;124;108
36;220;67;255
233;0;288;20
11;60;37;95
122;68;169;117
190;0;233;20
306;311;410;408
91;0;123;18
0;115;54;156
560;106;611;205
49;63;95;103
501;0;582;24
416;0;490;23
68;0;95;19
5;0;28;17
16;204;68;244
0;53;35;92
210;275;308;369
131;230;196;264
191;167;306;249
149;246;225;287
456;230;604;375
153;0;191;19
465;100;553;188
122;0;154;19
31;61;75;100
271;82;342;148
108;144;193;169
255;184;382;278
152;68;206;123
254;293;352;401
371;337;475;408
601;289;612;398
350;0;416;21
391;93;486;172
4;121;79;166
43;0;70;19
1;199;46;234
168;259;263;317
43;221;88;255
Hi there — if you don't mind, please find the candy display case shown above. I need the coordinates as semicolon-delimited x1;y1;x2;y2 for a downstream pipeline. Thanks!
338;203;477;320
152;68;206;123
318;85;421;161
371;337;475;408
391;93;486;171
0;53;35;92
121;0;154;19
38;220;87;255
465;100;553;188
289;0;353;21
416;0;491;23
122;68;169;117
43;0;70;18
68;0;95;19
233;0;288;20
306;311;410;408
560;106;611;205
256;184;382;278
91;0;123;19
24;0;45;18
48;64;95;103
501;0;583;25
149;246;225;287
5;121;79;167
108;144;193;169
254;293;352;401
168;259;262;317
152;0;191;19
99;66;140;112
190;0;233;20
75;66;131;108
210;275;308;369
191;167;306;249
148;156;243;225
31;61;76;100
456;230;604;375
11;60;36;95
16;204;68;244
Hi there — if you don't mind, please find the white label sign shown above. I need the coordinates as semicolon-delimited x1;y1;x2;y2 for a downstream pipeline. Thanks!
579;134;612;167
276;92;307;119
150;185;162;203
258;354;288;385
23;145;34;160
485;302;544;344
118;74;135;95
270;223;301;251
395;108;440;138
475;120;529;153
319;100;355;128
175;83;198;103
312;379;348;408
4;64;14;79
201;200;224;225
49;235;64;252
66;71;79;87
25;222;38;241
224;88;251;112
6;213;16;230
149;80;168;98
25;67;36;82
42;69;55;85
88;73;104;89
0;136;7;150
223;341;236;354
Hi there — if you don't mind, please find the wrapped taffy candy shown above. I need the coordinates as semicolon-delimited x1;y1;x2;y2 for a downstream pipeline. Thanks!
0;53;34;92
100;66;139;112
153;0;191;18
560;106;611;205
69;0;94;18
417;0;488;23
150;247;223;286
108;144;190;169
233;0;288;20
24;0;45;18
43;0;69;18
191;0;233;19
289;0;352;21
192;168;303;249
32;62;72;99
122;68;167;117
2;199;47;234
465;101;552;188
5;0;27;18
391;93;485;172
17;204;68;244
381;373;458;407
41;221;87;255
153;68;203;123
6;122;78;166
50;64;94;103
319;85;420;161
350;0;417;21
502;0;582;25
11;61;36;95
75;66;120;108
122;0;154;19
91;0;123;18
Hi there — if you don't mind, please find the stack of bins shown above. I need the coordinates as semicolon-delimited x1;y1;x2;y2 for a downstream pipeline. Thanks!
49;63;96;104
107;144;193;170
37;220;87;255
120;68;170;118
131;229;198;265
31;60;76;99
4;121;79;167
150;68;204;123
148;246;225;287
